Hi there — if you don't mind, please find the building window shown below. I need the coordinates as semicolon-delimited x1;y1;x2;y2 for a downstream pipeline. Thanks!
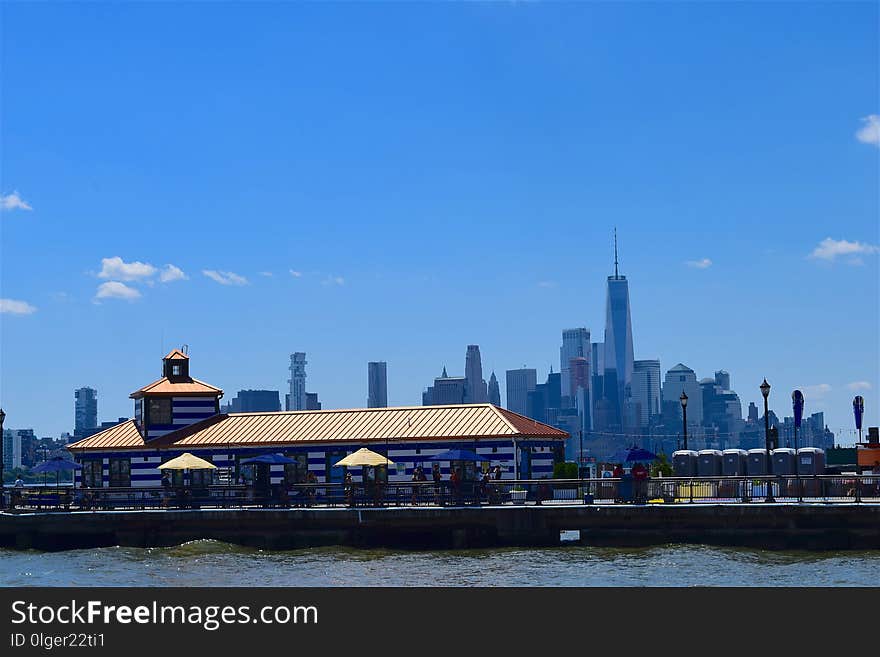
172;364;181;376
109;458;130;487
190;457;213;488
81;460;102;488
149;398;172;425
283;453;309;484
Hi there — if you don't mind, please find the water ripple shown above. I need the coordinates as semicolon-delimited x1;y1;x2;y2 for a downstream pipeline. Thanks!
2;542;878;587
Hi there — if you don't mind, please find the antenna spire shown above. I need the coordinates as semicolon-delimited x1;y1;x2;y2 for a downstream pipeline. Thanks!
614;228;619;278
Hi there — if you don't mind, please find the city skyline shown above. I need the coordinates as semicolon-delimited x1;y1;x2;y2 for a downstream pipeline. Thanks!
1;3;877;438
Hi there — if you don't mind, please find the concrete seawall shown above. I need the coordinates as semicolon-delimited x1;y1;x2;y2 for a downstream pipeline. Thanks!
2;504;880;551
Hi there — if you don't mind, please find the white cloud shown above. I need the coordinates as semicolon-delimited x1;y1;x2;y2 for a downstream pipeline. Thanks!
322;275;345;286
809;238;879;264
685;258;713;269
856;114;880;146
259;271;274;277
0;191;33;211
159;264;187;283
94;281;141;301
801;384;832;399
203;270;248;286
98;256;157;281
847;381;873;392
289;270;302;278
0;298;37;315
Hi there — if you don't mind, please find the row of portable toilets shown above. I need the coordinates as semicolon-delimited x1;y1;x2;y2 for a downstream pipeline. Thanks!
671;448;826;477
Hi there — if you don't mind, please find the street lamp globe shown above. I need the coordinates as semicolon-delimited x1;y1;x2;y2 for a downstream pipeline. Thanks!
679;391;688;408
760;379;770;400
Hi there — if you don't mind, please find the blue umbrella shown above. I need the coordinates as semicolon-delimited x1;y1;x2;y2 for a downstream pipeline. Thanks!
240;453;296;465
427;449;490;462
626;448;657;462
32;457;82;473
32;457;81;493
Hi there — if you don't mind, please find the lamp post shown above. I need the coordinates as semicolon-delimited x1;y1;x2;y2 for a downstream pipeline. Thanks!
760;379;774;503
679;392;688;451
0;408;6;509
578;429;583;478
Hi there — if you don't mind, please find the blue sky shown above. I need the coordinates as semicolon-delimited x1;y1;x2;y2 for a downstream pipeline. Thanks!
1;2;878;440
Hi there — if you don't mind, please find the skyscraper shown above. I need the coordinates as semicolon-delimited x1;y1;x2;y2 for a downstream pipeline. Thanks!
367;361;388;408
487;371;501;406
287;353;307;411
631;359;662;428
428;367;467;405
662;363;703;427
527;370;562;424
560;328;591;407
464;345;488;403
74;387;98;438
603;231;634;428
1;430;22;469
230;390;281;413
506;368;537;416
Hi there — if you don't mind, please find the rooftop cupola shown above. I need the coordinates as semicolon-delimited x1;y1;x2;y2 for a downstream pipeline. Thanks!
163;348;190;381
130;347;223;440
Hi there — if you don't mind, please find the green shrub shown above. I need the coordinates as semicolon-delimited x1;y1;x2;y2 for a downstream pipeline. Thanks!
553;461;579;479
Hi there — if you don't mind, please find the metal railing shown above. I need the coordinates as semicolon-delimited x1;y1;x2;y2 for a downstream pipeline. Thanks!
2;475;879;511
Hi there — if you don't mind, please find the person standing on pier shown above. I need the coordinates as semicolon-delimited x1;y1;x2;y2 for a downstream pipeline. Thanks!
432;463;442;504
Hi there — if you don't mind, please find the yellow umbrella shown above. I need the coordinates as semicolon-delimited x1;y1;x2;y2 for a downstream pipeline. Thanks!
158;452;217;470
334;448;395;468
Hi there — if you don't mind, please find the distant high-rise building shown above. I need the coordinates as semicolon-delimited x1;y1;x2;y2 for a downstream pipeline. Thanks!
305;392;321;410
3;429;36;468
569;356;591;432
74;387;98;438
487;371;501;406
2;430;22;470
506;368;537;416
464;345;488;403
715;370;731;391
748;402;759;423
569;357;590;399
662;364;703;427
231;390;281;413
287;353;307;411
590;342;604;429
528;371;562;423
560;328;591;407
367;361;388;408
631;359;662;428
603;231;634;428
427;367;467;405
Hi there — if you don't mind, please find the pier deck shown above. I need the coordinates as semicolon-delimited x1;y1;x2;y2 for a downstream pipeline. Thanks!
2;502;880;551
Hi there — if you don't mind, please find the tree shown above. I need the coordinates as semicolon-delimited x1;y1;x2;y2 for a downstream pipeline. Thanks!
651;453;673;477
553;462;579;479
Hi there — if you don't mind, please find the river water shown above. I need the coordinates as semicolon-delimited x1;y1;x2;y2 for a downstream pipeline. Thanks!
2;539;878;586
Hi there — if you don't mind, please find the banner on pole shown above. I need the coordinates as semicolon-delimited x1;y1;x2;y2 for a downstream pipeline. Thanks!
853;395;864;431
792;389;804;428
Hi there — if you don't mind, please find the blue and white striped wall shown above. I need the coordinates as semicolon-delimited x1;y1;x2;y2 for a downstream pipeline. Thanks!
145;396;219;440
73;438;560;487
